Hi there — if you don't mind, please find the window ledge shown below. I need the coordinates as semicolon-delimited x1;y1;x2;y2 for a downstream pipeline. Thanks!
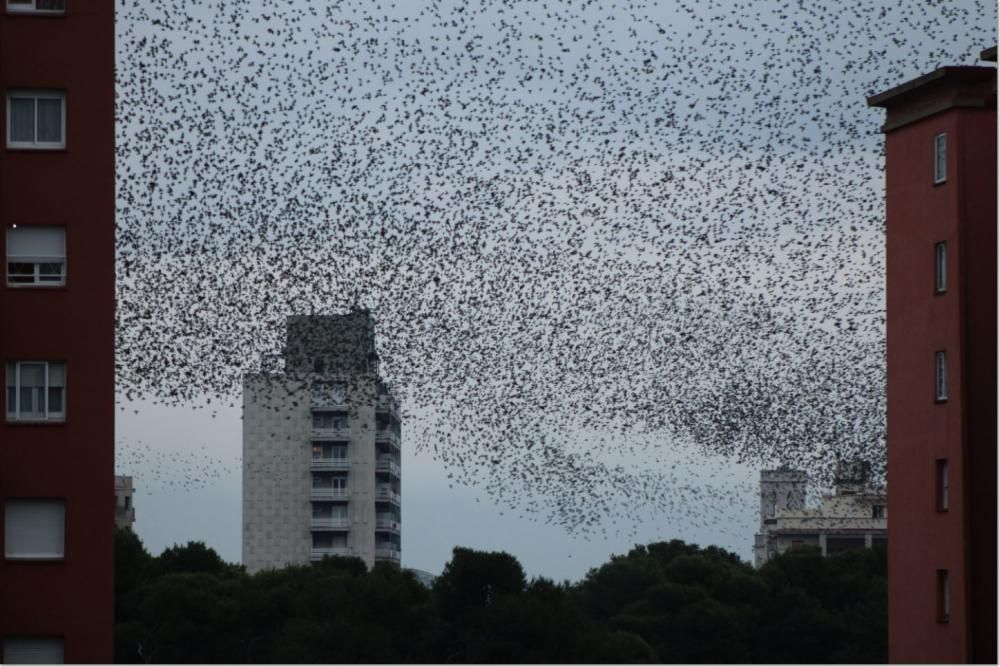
6;284;67;289
5;419;67;425
5;145;67;152
4;555;65;562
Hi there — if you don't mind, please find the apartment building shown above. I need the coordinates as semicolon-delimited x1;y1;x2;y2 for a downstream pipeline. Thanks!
114;475;135;531
243;310;402;572
753;462;887;568
0;0;116;663
868;50;996;664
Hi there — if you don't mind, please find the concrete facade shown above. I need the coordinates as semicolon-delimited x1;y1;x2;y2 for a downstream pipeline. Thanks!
114;476;135;530
753;463;887;568
868;58;997;664
243;311;401;572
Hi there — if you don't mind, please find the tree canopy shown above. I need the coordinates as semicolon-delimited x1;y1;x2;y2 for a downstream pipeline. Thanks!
115;529;886;663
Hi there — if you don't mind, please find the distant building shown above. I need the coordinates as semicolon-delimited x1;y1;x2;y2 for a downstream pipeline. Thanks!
753;462;887;568
114;476;135;530
405;568;437;588
243;310;402;573
867;48;996;664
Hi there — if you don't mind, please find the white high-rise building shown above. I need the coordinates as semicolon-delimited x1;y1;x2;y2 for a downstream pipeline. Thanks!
242;310;402;573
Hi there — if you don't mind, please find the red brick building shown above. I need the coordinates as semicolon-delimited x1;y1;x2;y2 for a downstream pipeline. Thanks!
0;1;115;662
868;53;996;664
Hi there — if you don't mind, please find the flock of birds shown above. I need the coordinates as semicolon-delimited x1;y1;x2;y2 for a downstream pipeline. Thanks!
114;0;996;537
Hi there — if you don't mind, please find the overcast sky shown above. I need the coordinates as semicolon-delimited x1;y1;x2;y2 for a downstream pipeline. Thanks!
113;0;997;581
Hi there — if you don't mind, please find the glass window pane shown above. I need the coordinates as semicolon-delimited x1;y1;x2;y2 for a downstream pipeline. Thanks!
48;363;65;387
35;98;62;144
39;262;64;277
19;363;45;387
7;262;36;283
47;387;63;413
6;364;15;418
37;0;67;9
8;98;35;143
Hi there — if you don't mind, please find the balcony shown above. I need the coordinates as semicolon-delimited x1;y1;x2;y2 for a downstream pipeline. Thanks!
310;457;350;471
311;487;350;500
311;517;351;530
376;394;400;418
375;429;400;448
312;427;350;441
375;488;401;505
375;458;401;476
375;517;401;532
375;547;401;562
114;507;135;528
310;547;353;561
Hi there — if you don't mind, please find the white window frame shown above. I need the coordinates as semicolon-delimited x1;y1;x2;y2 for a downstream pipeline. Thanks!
933;133;947;184
6;0;66;14
935;241;947;294
6;225;67;287
5;361;66;422
6;90;66;150
935;351;947;401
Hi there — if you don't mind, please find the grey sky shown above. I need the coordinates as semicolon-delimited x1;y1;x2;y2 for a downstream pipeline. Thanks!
113;0;996;580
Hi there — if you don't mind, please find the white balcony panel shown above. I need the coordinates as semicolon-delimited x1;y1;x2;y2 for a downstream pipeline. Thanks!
311;517;351;529
312;428;350;441
374;548;401;561
310;458;351;471
311;487;350;500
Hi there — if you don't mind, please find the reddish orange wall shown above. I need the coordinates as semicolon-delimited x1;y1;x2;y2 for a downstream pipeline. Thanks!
886;105;996;664
0;4;116;663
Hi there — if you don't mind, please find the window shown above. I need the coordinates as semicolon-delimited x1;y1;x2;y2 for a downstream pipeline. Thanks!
3;638;64;664
6;362;65;421
6;0;66;14
6;226;65;286
331;476;347;490
935;351;947;401
313;410;348;429
934;133;947;184
6;91;65;149
4;499;64;559
312;443;347;459
936;459;949;511
311;381;347;405
872;505;886;519
935;241;947;293
937;570;950;623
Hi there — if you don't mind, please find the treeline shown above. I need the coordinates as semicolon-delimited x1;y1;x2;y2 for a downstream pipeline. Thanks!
115;530;886;663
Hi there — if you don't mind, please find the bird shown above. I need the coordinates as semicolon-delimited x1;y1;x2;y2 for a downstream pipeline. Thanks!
112;0;995;541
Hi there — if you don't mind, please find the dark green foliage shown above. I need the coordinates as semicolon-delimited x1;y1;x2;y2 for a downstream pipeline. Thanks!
114;533;886;663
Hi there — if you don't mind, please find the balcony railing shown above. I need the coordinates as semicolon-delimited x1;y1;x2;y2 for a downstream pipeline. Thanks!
375;459;401;476
375;548;401;561
312;427;350;441
310;547;353;561
375;517;401;532
311;517;351;529
375;429;400;448
310;458;350;471
114;507;135;526
376;394;400;418
311;487;350;500
375;488;401;504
